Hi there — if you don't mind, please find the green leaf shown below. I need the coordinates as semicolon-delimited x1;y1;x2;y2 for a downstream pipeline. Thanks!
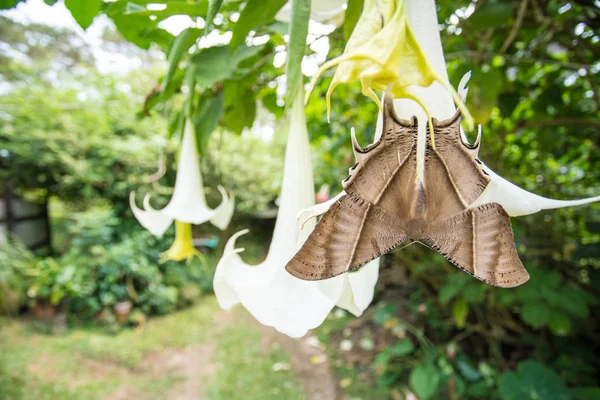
44;0;59;5
439;273;468;305
121;1;209;22
456;356;481;382
344;0;364;40
555;286;590;318
468;1;513;31
572;387;600;400
222;85;256;135
162;28;201;94
452;298;468;328
65;0;102;30
374;339;414;368
409;364;441;400
104;2;173;50
498;360;572;400
390;338;414;355
205;0;224;35
0;0;23;10
194;92;225;154
284;0;310;105
548;311;572;336
191;44;265;90
372;303;397;325
261;91;284;119
230;0;288;50
520;302;551;329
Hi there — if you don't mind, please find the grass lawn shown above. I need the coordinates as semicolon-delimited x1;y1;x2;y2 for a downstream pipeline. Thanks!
0;296;304;400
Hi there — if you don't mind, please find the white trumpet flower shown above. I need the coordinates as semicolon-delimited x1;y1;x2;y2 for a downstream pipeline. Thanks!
213;89;379;338
130;120;235;262
299;0;599;246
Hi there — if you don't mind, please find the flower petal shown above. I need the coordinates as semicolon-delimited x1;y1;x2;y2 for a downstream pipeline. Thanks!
470;166;600;217
162;120;231;226
129;192;173;237
210;185;235;231
214;89;378;337
336;258;380;316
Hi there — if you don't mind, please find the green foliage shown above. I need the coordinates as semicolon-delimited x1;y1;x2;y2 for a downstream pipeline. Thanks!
203;129;284;214
284;0;311;104
409;364;440;400
2;1;600;399
344;0;364;40
0;238;35;314
64;0;102;30
0;0;22;9
498;360;571;400
205;0;224;35
230;0;287;50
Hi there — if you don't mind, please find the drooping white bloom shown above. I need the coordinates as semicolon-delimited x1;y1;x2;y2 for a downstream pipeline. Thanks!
130;120;234;261
300;0;599;232
213;89;379;338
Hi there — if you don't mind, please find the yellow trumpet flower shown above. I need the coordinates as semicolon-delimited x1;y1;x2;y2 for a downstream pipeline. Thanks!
307;0;473;148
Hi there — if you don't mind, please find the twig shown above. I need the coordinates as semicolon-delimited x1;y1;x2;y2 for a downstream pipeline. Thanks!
501;0;529;52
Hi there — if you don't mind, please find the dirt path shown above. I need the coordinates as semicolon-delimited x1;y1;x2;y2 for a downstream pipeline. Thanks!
257;323;347;400
107;304;344;400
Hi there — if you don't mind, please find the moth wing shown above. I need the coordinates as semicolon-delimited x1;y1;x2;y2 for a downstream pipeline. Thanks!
422;203;529;288
286;194;407;280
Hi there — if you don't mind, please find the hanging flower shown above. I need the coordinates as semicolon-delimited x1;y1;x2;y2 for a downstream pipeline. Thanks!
213;88;379;338
130;119;235;262
299;0;600;254
306;0;473;145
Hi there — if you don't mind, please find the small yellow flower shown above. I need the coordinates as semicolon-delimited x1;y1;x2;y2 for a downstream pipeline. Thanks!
159;220;205;264
307;0;473;147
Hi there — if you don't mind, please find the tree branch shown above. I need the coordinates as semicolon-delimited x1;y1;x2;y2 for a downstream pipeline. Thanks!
501;0;529;52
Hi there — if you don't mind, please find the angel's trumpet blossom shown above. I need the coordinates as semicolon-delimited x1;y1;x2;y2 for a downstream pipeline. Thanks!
213;89;379;338
130;120;234;262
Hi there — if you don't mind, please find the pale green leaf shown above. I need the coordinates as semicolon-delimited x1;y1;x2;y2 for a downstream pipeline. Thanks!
409;364;441;400
191;44;265;89
452;298;468;329
65;0;102;30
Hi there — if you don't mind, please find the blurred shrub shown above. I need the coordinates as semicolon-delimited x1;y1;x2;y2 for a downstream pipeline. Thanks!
0;208;217;323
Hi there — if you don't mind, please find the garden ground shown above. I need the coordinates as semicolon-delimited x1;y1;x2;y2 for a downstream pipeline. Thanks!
0;296;349;400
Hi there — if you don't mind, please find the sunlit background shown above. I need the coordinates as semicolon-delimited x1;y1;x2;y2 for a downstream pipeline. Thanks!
1;0;599;399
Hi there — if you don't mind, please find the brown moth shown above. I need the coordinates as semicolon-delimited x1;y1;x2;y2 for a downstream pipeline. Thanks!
286;93;530;288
